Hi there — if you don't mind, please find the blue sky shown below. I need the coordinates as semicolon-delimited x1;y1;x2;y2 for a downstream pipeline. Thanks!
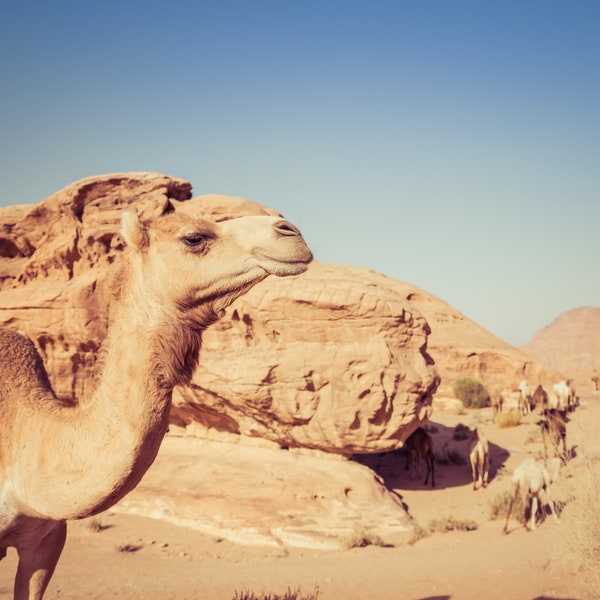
1;1;598;346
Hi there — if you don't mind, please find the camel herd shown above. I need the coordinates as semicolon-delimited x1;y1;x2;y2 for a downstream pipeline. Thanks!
398;378;578;536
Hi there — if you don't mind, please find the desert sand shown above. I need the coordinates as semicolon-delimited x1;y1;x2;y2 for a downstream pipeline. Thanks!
2;394;598;600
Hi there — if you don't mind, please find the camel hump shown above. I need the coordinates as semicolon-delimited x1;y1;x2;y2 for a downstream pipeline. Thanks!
0;328;56;402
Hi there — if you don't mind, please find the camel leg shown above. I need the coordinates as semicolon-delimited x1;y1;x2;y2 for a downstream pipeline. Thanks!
482;456;490;488
503;484;519;534
528;495;539;531
541;489;560;525
14;521;67;600
471;459;478;491
426;455;435;488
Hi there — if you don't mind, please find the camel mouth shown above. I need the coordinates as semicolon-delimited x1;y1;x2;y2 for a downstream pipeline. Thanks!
258;249;313;276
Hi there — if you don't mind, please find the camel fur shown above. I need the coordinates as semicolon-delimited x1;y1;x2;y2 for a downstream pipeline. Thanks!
0;206;312;599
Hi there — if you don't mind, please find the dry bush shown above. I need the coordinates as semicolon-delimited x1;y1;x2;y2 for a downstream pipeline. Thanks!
233;588;320;600
453;423;471;441
563;457;600;597
489;490;526;522
116;543;143;553
408;523;429;546
344;528;386;549
409;516;477;546
428;516;477;533
496;410;521;428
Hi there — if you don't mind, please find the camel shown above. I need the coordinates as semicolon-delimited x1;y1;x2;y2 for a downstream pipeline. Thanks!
532;384;548;413
0;205;313;600
518;380;532;416
491;390;504;423
404;427;435;487
503;457;560;534
468;427;490;490
539;408;569;464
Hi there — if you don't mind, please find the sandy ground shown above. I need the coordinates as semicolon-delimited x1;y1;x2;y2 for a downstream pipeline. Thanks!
2;394;599;600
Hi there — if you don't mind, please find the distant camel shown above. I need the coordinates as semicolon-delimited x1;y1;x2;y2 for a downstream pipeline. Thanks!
503;457;560;534
491;390;504;423
532;384;548;413
518;380;532;415
404;427;436;487
539;408;569;464
0;205;312;599
468;427;490;490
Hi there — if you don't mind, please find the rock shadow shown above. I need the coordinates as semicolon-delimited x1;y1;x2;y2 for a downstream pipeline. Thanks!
354;420;510;492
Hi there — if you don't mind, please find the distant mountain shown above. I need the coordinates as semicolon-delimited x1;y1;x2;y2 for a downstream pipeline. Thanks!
520;307;600;372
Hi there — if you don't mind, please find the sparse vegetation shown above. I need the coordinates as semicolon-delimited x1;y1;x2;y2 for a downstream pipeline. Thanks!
116;543;143;553
408;523;429;546
428;516;478;533
408;515;478;546
453;423;471;441
453;378;490;409
563;457;600;597
496;410;521;428
232;588;320;600
344;528;386;549
87;517;110;532
489;490;526;522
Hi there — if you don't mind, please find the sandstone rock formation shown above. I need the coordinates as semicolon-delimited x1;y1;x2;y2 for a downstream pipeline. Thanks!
393;283;563;398
0;172;438;455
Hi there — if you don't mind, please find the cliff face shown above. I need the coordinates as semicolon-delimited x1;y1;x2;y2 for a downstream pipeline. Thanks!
0;172;438;455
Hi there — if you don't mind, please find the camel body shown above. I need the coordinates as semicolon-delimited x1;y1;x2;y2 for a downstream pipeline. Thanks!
404;427;435;487
468;427;490;491
0;207;312;599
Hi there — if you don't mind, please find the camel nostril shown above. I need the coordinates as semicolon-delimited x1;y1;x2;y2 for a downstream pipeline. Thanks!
273;219;302;237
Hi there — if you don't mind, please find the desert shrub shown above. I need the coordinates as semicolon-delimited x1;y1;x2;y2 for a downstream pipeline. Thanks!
489;490;526;522
116;543;143;553
344;528;386;549
233;588;320;600
563;456;600;597
408;523;430;546
453;378;490;409
428;516;478;533
409;516;477;546
453;423;471;441
496;410;521;428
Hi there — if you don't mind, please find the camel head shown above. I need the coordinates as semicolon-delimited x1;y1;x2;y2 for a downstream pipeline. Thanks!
116;207;313;322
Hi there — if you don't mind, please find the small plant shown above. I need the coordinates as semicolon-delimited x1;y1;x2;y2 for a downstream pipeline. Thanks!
87;517;110;532
408;516;477;546
116;543;143;553
489;490;525;522
344;528;386;549
428;516;478;533
408;523;430;546
453;378;490;409
496;410;521;428
453;423;471;441
232;587;320;600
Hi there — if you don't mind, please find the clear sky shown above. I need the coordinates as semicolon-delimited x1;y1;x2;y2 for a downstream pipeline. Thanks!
1;1;598;346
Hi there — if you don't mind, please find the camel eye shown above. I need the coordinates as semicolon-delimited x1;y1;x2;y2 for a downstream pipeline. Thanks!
182;233;209;248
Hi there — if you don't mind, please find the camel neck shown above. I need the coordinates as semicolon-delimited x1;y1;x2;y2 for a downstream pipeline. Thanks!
17;301;203;520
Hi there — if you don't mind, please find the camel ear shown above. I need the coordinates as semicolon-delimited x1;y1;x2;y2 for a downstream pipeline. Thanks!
121;211;149;250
